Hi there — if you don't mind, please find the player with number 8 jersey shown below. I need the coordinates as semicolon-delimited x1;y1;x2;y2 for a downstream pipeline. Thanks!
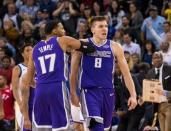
70;16;137;131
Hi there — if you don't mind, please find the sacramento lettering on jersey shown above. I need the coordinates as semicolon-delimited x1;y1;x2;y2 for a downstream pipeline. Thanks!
87;50;111;58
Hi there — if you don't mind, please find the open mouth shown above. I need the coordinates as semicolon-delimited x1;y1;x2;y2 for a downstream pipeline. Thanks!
102;33;107;36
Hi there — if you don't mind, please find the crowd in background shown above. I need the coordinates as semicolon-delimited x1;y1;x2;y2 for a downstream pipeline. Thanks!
0;0;171;131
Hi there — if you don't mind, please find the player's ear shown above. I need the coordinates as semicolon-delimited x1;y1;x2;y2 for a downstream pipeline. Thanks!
91;27;94;34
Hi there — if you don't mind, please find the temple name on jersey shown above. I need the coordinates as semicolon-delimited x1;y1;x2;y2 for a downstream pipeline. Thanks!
38;44;53;53
87;50;111;58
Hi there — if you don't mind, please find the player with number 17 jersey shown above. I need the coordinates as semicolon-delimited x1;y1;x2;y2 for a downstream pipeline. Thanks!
32;36;70;130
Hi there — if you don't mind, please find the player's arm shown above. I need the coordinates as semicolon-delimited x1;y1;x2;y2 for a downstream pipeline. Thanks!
21;75;31;129
58;36;95;53
111;42;137;110
12;65;22;106
70;51;82;106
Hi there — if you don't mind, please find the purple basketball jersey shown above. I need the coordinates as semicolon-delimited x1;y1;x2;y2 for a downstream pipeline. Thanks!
32;36;67;84
80;38;115;89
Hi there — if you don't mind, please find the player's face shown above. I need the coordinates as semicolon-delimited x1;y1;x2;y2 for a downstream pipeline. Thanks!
53;23;65;36
22;46;33;60
92;20;108;40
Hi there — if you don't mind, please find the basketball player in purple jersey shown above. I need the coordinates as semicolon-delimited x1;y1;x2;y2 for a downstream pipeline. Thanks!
70;16;137;131
22;20;95;131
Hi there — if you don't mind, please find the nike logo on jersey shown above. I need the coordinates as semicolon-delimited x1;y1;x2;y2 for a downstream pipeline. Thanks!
110;93;114;96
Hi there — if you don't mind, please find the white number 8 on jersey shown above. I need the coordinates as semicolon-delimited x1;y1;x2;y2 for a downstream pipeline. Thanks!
95;58;102;68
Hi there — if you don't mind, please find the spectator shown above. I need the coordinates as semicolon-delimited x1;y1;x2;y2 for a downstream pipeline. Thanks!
39;0;56;19
92;1;103;16
161;0;171;23
142;40;156;66
160;41;171;66
141;5;165;49
122;33;141;56
147;21;171;44
73;20;90;39
83;5;93;26
132;53;141;73
19;0;39;22
3;19;20;46
129;1;143;44
0;49;6;68
0;56;13;85
0;37;16;57
124;51;134;72
0;75;15;131
3;3;22;29
107;0;125;30
53;0;78;36
113;29;123;44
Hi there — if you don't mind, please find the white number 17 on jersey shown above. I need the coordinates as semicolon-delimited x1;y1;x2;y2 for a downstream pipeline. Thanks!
38;53;56;74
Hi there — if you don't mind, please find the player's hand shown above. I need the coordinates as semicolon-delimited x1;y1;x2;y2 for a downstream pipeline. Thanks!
128;96;137;110
74;122;84;131
24;118;31;130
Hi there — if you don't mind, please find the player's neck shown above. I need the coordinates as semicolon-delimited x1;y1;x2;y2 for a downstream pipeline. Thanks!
92;37;106;45
23;61;28;67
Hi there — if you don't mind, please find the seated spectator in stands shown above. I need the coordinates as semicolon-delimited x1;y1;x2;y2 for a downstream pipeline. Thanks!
129;1;143;45
73;19;90;39
19;0;38;22
142;40;155;66
0;75;15;131
160;41;171;66
124;51;134;72
107;0;125;30
162;0;171;23
104;13;115;39
113;29;123;44
92;1;104;16
39;0;56;19
33;21;46;41
83;5;93;26
165;32;171;51
141;5;165;49
147;21;171;45
135;62;150;86
0;49;6;68
53;0;78;36
3;19;20;46
0;56;13;85
132;53;141;73
3;3;22;30
0;37;16;58
122;33;141;56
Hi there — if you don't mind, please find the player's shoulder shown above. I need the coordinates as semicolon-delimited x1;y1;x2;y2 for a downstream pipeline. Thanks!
12;64;21;75
110;40;122;48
